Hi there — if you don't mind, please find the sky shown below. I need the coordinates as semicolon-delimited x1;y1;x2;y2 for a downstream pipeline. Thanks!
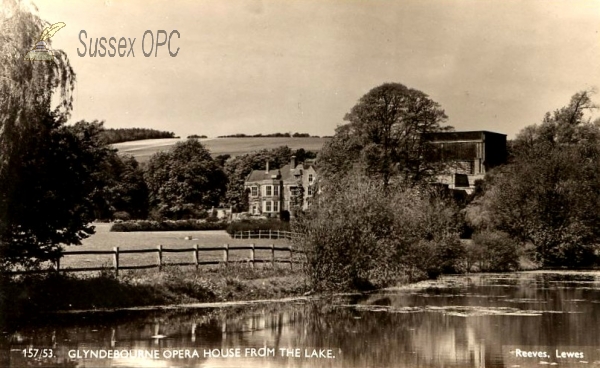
31;0;600;139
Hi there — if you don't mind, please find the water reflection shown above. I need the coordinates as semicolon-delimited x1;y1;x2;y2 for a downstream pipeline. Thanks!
2;272;600;367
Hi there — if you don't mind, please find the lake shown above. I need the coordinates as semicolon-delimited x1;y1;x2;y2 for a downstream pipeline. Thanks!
2;271;600;367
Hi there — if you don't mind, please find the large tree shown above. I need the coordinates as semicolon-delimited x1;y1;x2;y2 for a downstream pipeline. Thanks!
472;91;600;267
318;83;451;187
0;1;101;268
145;139;227;219
91;148;149;221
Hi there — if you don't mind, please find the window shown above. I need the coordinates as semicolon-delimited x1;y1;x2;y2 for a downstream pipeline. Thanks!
266;201;272;212
251;187;258;196
308;174;314;183
308;186;313;196
274;185;279;196
266;185;272;196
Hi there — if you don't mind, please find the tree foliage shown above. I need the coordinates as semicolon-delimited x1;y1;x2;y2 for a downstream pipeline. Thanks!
91;138;149;221
0;118;110;268
293;174;464;291
318;83;452;187
144;139;227;219
473;91;600;267
466;230;520;272
100;128;175;144
0;1;98;268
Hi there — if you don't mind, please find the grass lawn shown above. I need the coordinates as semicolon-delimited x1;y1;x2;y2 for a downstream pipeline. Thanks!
113;137;329;162
60;223;297;271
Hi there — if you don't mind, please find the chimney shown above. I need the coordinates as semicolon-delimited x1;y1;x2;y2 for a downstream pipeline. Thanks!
265;161;269;174
290;155;296;170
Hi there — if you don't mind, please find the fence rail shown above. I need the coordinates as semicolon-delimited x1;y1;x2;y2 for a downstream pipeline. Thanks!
231;230;300;240
5;244;304;276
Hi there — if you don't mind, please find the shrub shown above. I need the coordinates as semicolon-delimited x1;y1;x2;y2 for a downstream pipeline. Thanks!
469;230;520;272
112;211;131;221
404;237;466;279
206;216;220;223
226;218;290;235
110;220;228;232
293;175;465;291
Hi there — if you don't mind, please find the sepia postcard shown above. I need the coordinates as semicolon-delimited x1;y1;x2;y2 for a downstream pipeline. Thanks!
1;0;600;367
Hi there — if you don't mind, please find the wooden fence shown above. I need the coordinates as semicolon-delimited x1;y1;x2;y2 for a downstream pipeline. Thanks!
232;230;299;240
6;244;303;276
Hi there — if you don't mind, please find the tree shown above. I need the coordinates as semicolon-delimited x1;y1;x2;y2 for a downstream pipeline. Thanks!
144;140;227;219
475;91;600;267
91;148;149;220
0;117;111;268
318;83;451;187
0;1;98;268
111;155;149;219
214;154;231;167
292;148;317;163
100;128;175;144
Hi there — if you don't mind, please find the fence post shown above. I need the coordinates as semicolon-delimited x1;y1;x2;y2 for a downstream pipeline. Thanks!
270;244;275;268
250;243;255;269
259;230;261;239
194;244;199;270
223;244;229;267
289;246;293;271
113;247;119;276
157;245;163;271
269;229;272;239
55;257;60;274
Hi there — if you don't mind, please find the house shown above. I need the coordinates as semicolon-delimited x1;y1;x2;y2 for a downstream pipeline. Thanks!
424;130;507;191
244;156;317;217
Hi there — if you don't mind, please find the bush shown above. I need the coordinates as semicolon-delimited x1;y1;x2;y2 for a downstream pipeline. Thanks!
468;230;520;272
293;175;465;291
404;237;466;279
110;220;228;232
226;218;290;235
112;211;131;221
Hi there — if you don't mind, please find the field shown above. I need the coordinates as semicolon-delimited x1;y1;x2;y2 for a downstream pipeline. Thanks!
113;137;330;162
60;223;293;271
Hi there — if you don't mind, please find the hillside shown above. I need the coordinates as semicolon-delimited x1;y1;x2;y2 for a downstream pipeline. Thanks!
113;137;330;162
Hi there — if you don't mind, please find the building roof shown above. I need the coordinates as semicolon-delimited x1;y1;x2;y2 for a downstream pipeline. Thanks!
246;163;294;183
245;161;316;183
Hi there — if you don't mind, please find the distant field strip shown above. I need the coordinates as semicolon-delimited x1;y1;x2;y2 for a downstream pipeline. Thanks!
113;137;329;162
